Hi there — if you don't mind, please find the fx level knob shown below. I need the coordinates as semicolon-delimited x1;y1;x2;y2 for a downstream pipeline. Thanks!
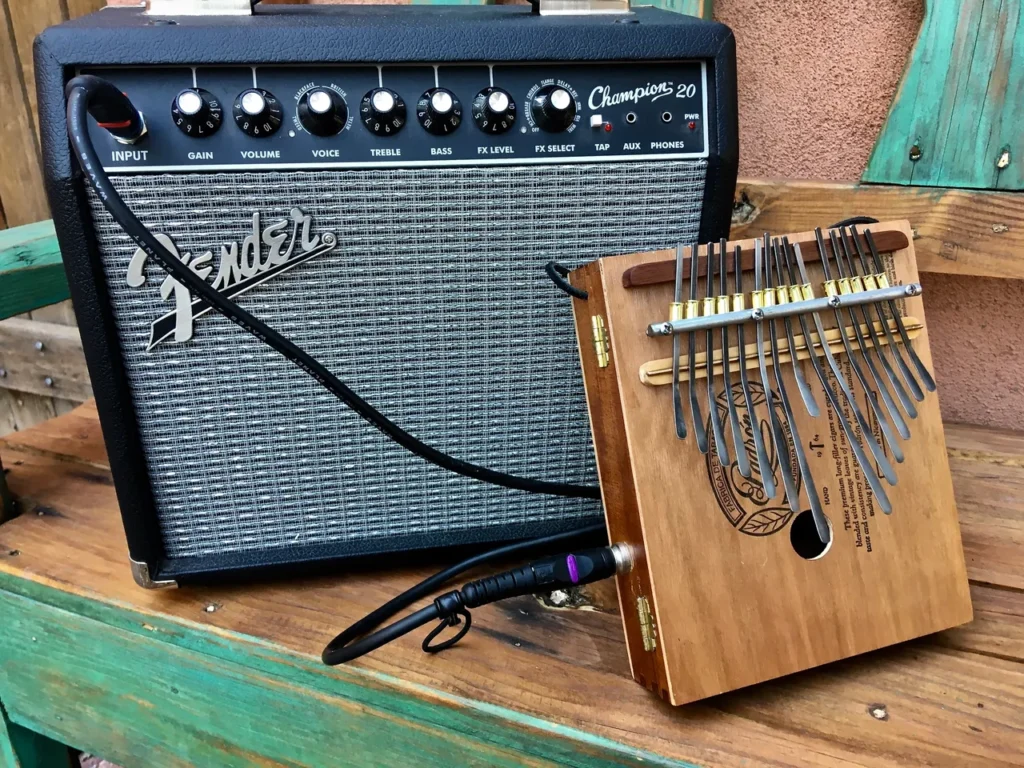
416;88;462;135
361;88;406;136
171;88;223;138
531;85;577;133
472;87;516;134
298;88;348;137
233;88;283;138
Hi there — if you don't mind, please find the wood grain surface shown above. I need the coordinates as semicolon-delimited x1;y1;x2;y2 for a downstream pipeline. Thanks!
0;402;1021;766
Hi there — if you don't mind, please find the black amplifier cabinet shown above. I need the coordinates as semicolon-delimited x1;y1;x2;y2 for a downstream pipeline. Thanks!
36;4;737;587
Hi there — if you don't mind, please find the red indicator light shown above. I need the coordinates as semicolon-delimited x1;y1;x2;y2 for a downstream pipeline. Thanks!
604;122;612;132
688;121;697;131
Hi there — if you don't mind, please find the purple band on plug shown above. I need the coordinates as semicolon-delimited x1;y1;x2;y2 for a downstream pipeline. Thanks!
566;554;579;584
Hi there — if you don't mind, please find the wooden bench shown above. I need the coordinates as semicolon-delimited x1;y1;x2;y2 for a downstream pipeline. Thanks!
0;402;1021;766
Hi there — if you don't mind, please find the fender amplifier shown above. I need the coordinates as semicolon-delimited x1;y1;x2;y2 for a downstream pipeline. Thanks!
36;3;737;586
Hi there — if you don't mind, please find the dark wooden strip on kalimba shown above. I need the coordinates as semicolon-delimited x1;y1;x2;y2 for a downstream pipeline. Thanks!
621;229;909;288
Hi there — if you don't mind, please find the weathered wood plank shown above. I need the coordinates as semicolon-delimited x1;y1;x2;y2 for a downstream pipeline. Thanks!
64;0;106;19
0;320;90;402
0;221;70;322
864;1;1024;190
732;179;1024;279
4;0;65;140
0;2;50;228
0;705;74;768
0;406;1022;767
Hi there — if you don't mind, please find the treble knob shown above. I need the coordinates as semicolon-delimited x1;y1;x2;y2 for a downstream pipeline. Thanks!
417;88;462;135
298;88;348;137
171;88;223;138
472;87;516;134
232;88;283;138
361;87;406;136
530;85;577;133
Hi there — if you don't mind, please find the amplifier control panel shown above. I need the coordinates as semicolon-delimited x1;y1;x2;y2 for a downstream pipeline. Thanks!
86;62;710;171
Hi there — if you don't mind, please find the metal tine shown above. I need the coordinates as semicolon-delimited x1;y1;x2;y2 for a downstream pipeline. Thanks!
705;241;731;467
846;226;925;403
671;244;687;439
815;228;906;463
779;239;895;508
770;238;820;417
719;238;752;479
791;241;899;485
734;244;775;498
861;227;937;392
764;236;830;542
755;236;801;511
835;228;919;420
827;230;911;440
687;241;709;453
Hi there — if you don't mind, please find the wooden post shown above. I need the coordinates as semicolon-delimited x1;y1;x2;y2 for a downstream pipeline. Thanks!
0;456;13;523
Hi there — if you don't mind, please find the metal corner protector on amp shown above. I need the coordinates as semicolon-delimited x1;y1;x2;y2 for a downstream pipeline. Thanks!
35;3;738;585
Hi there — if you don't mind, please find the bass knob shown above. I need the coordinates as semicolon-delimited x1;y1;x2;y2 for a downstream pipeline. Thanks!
416;88;463;135
472;87;516;134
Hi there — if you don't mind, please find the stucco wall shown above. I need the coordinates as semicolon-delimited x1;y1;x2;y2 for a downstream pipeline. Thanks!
716;0;1024;430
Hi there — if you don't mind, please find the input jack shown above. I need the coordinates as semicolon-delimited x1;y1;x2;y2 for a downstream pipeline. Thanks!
661;111;673;123
625;112;637;124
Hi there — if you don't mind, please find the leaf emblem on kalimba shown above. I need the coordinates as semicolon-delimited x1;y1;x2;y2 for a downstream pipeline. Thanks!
706;382;801;537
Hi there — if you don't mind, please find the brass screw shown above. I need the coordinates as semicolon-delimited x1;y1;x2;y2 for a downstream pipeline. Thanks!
909;143;923;162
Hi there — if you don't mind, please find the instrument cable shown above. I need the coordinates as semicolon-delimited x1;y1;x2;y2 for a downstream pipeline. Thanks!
66;75;615;661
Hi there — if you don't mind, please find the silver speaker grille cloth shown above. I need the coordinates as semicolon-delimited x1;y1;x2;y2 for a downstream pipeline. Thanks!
89;162;707;559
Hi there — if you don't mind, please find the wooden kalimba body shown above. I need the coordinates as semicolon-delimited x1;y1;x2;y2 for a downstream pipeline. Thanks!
569;220;972;706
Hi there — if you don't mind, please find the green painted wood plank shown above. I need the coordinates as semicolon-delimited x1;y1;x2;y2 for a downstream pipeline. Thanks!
1;704;74;768
0;220;68;321
865;0;1024;190
0;577;695;768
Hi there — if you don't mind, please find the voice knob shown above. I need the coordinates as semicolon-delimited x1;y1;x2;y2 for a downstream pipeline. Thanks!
361;88;407;136
232;88;283;138
298;88;348;137
531;85;577;133
171;88;223;138
417;88;463;135
472;87;516;134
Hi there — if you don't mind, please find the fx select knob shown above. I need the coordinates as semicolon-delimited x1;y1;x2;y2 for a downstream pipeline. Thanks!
530;85;577;133
232;88;283;137
416;88;462;135
472;87;516;134
361;87;407;136
297;88;348;137
171;88;223;137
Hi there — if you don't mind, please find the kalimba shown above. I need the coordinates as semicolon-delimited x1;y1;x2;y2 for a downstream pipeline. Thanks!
569;220;973;705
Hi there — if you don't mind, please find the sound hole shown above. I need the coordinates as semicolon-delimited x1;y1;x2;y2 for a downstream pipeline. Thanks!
789;510;833;560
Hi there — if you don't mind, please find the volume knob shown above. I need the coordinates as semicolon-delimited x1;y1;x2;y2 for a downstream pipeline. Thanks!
298;88;348;137
361;88;407;136
531;85;577;133
233;88;283;138
472;87;516;134
417;88;462;135
171;88;223;138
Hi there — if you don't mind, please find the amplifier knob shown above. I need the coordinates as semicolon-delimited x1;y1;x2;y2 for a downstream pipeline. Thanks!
472;87;516;134
298;88;348;137
416;88;463;135
233;88;283;138
531;85;577;133
361;88;407;136
171;88;223;138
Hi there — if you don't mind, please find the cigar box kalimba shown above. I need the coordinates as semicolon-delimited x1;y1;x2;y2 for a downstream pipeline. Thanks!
569;220;973;705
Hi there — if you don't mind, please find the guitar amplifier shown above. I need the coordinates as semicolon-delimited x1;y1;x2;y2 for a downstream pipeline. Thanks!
36;3;737;586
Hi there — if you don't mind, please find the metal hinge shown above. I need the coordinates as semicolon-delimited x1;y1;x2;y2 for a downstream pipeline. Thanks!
147;0;253;16
636;595;657;652
591;315;610;368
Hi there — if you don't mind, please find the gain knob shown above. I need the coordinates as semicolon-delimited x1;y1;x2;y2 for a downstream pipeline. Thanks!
298;88;348;137
416;88;463;135
530;85;577;133
232;88;283;138
171;88;223;138
360;88;406;136
472;87;516;134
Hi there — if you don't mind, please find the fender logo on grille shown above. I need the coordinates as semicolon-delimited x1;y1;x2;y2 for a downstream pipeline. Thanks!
125;208;336;351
